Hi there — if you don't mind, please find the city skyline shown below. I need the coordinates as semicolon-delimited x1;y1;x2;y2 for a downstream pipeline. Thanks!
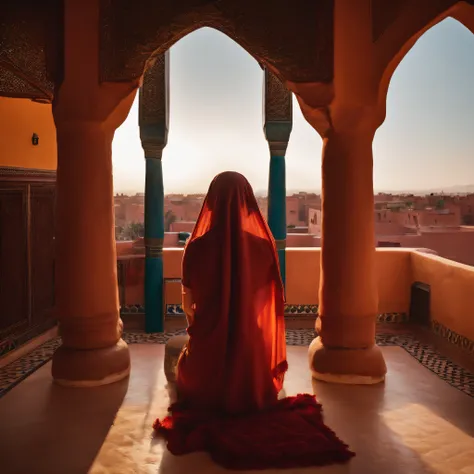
112;19;474;194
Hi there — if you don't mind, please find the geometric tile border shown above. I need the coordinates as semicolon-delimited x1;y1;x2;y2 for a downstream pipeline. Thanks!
0;320;57;359
378;333;474;399
377;312;409;323
1;330;472;400
120;304;146;314
432;319;474;355
0;337;61;400
0;337;16;358
0;310;410;360
133;304;409;323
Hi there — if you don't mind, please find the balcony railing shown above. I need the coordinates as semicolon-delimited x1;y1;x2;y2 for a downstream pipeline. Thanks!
117;247;474;353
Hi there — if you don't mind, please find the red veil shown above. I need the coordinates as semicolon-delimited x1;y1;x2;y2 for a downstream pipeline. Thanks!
154;172;354;470
177;171;287;412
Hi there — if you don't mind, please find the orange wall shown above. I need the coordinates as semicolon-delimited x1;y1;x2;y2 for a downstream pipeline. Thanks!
411;252;474;341
376;249;412;313
155;248;415;313
0;97;57;170
285;248;413;312
118;248;474;342
286;248;320;304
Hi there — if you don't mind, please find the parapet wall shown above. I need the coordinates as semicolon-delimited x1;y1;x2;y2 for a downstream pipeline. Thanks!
117;248;474;350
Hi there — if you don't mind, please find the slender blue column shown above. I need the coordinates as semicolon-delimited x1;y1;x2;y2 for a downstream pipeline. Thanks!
139;52;169;333
263;68;291;289
144;157;165;333
268;155;287;286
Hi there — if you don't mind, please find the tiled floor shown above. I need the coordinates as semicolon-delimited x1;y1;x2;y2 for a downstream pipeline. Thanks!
0;333;473;474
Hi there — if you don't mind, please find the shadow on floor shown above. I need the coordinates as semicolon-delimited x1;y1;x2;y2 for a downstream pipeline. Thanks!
0;372;129;474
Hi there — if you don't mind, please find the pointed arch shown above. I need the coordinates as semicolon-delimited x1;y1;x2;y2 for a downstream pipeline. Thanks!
99;0;334;85
376;1;474;112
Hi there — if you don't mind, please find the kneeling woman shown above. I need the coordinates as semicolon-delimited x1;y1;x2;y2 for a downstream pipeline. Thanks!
154;171;354;470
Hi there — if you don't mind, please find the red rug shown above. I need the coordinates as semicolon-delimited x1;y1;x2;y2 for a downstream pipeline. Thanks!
154;393;355;470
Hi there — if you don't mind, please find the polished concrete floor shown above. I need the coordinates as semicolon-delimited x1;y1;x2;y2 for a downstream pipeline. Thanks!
0;344;473;474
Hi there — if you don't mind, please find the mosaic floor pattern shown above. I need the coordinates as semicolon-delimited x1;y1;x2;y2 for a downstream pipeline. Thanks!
0;330;473;399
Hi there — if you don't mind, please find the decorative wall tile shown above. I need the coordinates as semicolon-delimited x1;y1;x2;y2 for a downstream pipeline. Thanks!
120;304;145;314
123;303;409;324
0;338;16;358
166;304;184;316
377;313;409;323
0;338;61;398
284;304;318;315
432;320;474;354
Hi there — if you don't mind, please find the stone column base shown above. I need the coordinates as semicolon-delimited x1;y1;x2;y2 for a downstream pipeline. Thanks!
52;338;131;387
164;334;189;383
308;336;387;385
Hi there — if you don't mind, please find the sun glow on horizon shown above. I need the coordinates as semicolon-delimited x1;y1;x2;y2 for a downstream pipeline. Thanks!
113;20;474;195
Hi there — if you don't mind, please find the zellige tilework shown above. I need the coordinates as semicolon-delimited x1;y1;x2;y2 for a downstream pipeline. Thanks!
1;331;472;399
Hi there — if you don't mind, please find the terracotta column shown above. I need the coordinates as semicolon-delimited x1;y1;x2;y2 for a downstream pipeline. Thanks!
51;0;138;386
308;113;387;384
284;0;386;383
139;53;170;333
263;69;292;286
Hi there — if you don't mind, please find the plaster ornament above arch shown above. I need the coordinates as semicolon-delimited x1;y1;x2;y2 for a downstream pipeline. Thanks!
263;69;292;156
0;0;63;102
99;0;334;85
139;52;169;159
371;0;410;42
264;69;292;123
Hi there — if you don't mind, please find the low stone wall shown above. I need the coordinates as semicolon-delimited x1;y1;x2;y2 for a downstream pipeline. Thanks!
118;248;474;353
119;248;412;317
411;251;474;347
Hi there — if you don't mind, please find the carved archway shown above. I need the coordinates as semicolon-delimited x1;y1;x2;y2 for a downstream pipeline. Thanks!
99;0;334;85
376;1;474;114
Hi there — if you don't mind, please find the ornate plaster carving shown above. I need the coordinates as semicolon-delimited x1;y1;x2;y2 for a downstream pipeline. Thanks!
0;1;63;101
100;0;334;84
264;69;292;123
139;52;169;158
263;69;292;156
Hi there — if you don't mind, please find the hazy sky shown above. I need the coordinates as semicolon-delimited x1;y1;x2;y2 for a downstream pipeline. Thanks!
112;19;474;194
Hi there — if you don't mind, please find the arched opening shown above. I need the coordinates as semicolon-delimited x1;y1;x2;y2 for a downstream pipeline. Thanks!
113;27;324;322
374;18;474;263
113;27;269;240
285;98;323;235
113;27;322;240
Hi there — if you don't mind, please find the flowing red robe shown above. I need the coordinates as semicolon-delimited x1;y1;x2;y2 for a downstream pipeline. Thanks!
154;172;354;469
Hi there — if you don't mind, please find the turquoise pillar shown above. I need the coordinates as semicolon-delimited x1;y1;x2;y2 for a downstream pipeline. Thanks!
144;157;165;332
268;155;287;286
139;52;169;333
263;69;292;287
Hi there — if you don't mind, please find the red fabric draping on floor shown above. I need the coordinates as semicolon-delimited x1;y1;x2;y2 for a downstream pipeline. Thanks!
154;394;354;470
154;172;354;469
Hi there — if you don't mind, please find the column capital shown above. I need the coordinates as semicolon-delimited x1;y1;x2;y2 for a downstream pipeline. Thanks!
263;68;292;157
139;52;169;154
328;103;384;137
142;143;165;160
